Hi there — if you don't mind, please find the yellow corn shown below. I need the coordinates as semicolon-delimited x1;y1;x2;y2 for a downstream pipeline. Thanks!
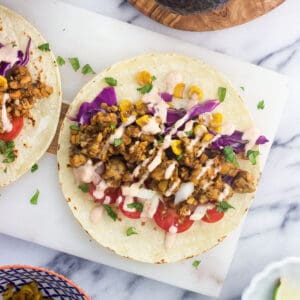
120;111;128;123
136;71;152;86
202;133;214;142
135;99;144;110
188;85;203;100
119;99;132;113
171;140;183;155
136;115;150;127
214;126;222;134
210;112;223;127
193;124;207;136
0;76;7;88
173;83;185;98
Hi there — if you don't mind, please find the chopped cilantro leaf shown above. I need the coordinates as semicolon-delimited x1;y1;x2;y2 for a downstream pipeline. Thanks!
110;124;116;131
38;43;50;52
31;163;38;173
157;136;164;144
126;227;138;236
70;124;80;131
216;201;235;213
185;130;193;137
0;140;16;164
218;87;227;102
30;189;40;205
68;57;80;72
56;56;65;66
78;184;90;193
247;150;260;165
257;100;265;110
103;204;117;221
114;138;123;147
82;64;96;75
137;84;153;94
3;167;7;173
192;260;201;268
223;146;238;165
105;77;118;86
177;153;184;160
240;86;245;91
127;202;143;212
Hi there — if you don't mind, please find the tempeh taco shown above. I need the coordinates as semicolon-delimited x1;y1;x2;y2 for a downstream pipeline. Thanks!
58;53;268;263
0;6;62;187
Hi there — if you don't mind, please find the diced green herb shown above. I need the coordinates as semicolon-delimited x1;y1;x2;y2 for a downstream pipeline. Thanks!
114;138;123;147
177;153;184;160
127;202;143;212
31;163;38;173
110;124;116;131
68;57;80;72
151;75;157;82
103;204;117;221
0;140;16;164
157;136;164;144
223;146;238;165
78;184;90;193
247;150;260;165
126;227;138;236
38;43;50;52
272;279;281;300
30;189;40;205
240;86;245;91
192;260;201;268
137;84;153;94
3;167;7;173
218;87;227;102
216;201;235;213
257;100;265;110
105;77;118;86
185;131;193;137
56;56;65;66
70;124;80;131
82;64;96;75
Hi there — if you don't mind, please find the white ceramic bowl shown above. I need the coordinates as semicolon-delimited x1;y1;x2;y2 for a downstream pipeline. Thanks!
242;257;300;300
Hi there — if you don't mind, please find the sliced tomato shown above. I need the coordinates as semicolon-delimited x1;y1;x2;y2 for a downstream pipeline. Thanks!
119;197;141;219
89;184;120;205
202;207;224;223
0;117;24;141
153;202;194;233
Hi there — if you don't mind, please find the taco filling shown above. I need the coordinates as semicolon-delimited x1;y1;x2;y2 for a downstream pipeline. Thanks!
68;70;268;249
0;40;53;163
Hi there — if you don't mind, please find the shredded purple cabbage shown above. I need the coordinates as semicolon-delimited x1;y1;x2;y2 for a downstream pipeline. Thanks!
222;175;234;186
211;130;247;153
256;135;269;145
160;92;172;102
166;108;186;126
18;38;31;66
188;100;220;120
73;86;117;124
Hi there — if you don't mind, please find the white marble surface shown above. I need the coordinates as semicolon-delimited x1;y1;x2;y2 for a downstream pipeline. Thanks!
0;0;299;299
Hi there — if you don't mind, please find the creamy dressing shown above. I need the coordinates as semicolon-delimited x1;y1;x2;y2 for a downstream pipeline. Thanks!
90;206;104;224
196;159;214;180
1;93;12;132
242;127;260;153
93;180;108;199
174;182;194;205
141;117;161;135
190;203;215;221
217;184;231;202
0;43;19;65
148;148;163;172
196;134;220;157
103;196;111;204
141;195;160;218
73;160;101;184
187;125;207;151
164;225;178;249
164;162;176;179
165;179;181;197
164;71;183;94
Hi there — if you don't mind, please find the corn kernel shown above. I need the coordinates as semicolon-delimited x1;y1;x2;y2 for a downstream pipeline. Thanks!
136;71;152;86
214;126;222;134
0;76;7;88
173;83;185;98
171;140;183;155
202;133;214;142
193;124;207;136
120;111;128;123
119;99;132;112
136;115;150;127
135;99;144;110
210;112;223;127
188;85;203;100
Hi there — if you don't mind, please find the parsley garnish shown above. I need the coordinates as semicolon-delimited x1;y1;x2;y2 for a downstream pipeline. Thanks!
216;201;235;213
247;150;260;165
110;124;116;131
103;204;117;221
177;153;184;160
82;64;96;75
126;227;138;236
223;146;238;165
78;184;90;193
70;124;80;131
56;56;65;66
218;87;227;102
30;189;40;205
38;43;50;52
185;130;193;137
3;167;7;173
0;140;16;163
137;75;156;94
157;136;164;144
192;260;201;268
114;138;123;147
105;77;118;86
31;163;38;173
257;100;265;110
68;57;80;72
127;202;143;212
240;86;245;91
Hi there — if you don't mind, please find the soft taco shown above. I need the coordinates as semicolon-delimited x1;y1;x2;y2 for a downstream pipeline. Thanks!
58;53;268;263
0;6;61;187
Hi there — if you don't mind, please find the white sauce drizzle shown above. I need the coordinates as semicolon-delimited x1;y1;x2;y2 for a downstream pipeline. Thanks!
93;180;108;199
72;160;101;185
196;159;214;180
164;225;178;249
142;117;161;135
242;127;260;153
141;195;160;218
0;43;19;65
103;196;111;204
217;184;231;202
90;206;104;224
164;162;176;179
1;93;12;132
165;179;181;197
196;134;220;157
187;125;207;151
174;182;194;205
190;203;215;221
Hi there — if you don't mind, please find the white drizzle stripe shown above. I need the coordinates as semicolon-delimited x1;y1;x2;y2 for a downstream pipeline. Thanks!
1;93;12;132
164;162;176;180
217;184;231;202
190;203;215;221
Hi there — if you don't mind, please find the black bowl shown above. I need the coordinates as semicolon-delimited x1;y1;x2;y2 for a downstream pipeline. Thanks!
155;0;229;15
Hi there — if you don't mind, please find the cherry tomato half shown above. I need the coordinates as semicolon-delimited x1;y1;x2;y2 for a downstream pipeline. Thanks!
119;197;141;219
153;202;194;233
202;207;224;223
0;117;23;141
89;184;120;205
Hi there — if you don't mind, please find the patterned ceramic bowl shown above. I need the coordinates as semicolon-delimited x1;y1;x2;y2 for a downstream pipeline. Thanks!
0;265;91;300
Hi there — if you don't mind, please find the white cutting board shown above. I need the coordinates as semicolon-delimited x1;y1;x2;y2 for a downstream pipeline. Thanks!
0;0;288;297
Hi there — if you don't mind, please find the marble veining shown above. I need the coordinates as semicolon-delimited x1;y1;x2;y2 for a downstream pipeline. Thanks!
0;0;299;299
